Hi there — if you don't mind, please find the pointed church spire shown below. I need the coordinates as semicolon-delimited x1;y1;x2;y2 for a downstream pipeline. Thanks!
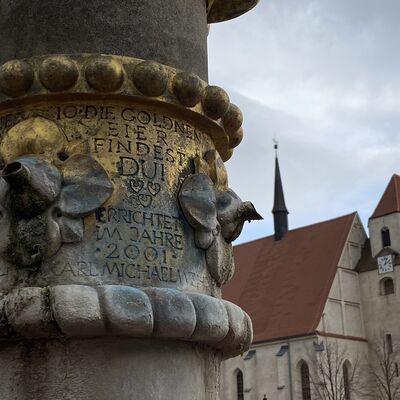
272;142;289;241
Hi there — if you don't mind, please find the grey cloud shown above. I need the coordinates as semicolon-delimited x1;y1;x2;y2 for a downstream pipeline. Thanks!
224;91;400;244
208;0;400;244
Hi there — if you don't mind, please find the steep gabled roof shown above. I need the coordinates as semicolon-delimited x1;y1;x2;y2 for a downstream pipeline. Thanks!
370;175;400;219
223;213;356;343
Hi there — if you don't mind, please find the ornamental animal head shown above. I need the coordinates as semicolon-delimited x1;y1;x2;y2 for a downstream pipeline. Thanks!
179;173;262;247
178;150;262;286
0;118;113;267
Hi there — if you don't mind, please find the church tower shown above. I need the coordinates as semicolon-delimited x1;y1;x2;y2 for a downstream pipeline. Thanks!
359;175;400;357
272;144;289;241
369;174;400;258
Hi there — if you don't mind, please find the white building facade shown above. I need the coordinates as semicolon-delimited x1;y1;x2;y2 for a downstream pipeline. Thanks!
221;174;400;400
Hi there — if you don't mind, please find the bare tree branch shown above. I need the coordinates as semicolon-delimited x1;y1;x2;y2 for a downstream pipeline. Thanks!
306;339;362;400
370;339;400;400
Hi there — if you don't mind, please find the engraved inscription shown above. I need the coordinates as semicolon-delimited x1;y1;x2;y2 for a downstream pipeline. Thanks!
0;101;215;291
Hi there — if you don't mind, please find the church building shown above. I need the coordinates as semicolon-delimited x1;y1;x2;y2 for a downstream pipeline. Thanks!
221;149;400;400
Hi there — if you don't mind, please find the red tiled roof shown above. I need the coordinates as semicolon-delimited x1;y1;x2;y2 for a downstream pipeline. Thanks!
223;213;356;343
370;175;400;219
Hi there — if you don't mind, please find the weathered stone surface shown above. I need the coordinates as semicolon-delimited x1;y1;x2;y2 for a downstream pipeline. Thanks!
0;54;240;161
179;166;261;286
0;0;261;397
206;234;235;286
0;60;34;97
5;287;55;338
0;55;254;297
189;292;230;342
0;53;258;398
85;56;124;93
0;149;113;269
217;300;253;356
208;0;260;23
133;60;169;97
39;56;79;92
50;285;105;337
0;117;64;164
101;285;153;336
145;288;196;338
0;180;10;255
0;0;209;79
0;338;221;400
0;293;10;337
202;86;231;120
217;189;262;243
0;285;249;353
179;173;218;250
172;72;205;107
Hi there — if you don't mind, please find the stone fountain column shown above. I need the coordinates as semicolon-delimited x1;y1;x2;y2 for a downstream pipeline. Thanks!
0;1;260;399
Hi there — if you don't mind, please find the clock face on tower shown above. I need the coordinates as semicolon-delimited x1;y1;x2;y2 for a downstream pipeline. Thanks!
377;255;394;274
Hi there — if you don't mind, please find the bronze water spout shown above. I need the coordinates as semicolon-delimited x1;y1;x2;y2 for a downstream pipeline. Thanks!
0;150;113;268
3;155;61;218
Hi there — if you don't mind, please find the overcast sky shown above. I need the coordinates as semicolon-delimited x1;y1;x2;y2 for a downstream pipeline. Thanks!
208;0;400;244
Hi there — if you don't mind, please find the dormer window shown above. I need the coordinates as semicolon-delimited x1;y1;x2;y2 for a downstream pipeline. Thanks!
381;227;391;248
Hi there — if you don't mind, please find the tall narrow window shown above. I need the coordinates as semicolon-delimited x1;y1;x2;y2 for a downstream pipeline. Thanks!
382;227;391;248
386;334;393;354
383;278;395;295
236;370;244;400
343;362;351;400
300;362;311;400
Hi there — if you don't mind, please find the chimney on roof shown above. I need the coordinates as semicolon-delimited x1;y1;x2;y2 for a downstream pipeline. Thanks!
272;142;289;241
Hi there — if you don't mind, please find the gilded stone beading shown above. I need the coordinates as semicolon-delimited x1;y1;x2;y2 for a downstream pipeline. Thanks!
0;53;260;357
0;55;244;161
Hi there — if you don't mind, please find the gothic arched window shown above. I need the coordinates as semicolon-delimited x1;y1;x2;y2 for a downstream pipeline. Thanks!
381;227;391;248
236;369;244;400
300;362;311;400
343;361;351;400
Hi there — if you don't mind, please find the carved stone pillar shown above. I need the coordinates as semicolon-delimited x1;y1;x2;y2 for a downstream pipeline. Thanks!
0;1;260;399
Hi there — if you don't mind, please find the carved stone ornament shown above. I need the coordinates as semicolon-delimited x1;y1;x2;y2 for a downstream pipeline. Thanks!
0;117;113;267
0;284;252;357
0;54;259;359
179;150;262;286
0;0;261;393
0;54;245;161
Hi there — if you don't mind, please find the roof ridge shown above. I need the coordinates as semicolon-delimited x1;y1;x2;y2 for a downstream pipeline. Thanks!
289;212;357;232
234;235;271;248
227;211;359;343
234;212;357;247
